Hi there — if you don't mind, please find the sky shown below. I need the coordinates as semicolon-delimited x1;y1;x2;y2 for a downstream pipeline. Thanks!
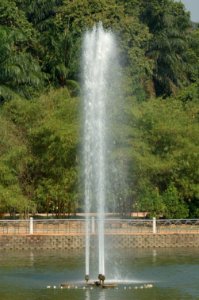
177;0;199;22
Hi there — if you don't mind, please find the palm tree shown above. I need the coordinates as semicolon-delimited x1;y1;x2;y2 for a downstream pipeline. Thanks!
140;0;193;97
0;27;44;101
0;0;45;101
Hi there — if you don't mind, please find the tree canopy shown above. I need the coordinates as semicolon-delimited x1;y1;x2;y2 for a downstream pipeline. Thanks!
0;0;198;218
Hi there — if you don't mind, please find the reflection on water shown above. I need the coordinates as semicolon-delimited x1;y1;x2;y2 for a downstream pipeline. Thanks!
86;289;106;300
86;289;90;300
152;249;157;263
99;289;106;300
29;251;34;266
0;248;199;300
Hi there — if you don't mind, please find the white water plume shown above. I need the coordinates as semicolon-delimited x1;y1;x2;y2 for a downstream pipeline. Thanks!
82;23;117;277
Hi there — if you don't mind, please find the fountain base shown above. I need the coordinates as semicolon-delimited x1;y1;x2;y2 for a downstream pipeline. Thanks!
88;282;117;288
50;281;154;290
60;281;118;289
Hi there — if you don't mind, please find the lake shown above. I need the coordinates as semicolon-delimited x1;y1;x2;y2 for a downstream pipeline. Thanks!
0;248;198;300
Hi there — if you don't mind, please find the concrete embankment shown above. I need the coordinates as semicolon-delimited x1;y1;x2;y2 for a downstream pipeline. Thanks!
0;233;198;250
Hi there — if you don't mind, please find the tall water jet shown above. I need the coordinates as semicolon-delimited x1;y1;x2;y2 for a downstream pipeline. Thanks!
82;23;117;279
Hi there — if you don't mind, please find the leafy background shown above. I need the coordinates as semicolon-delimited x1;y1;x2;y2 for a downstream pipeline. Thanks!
0;0;198;218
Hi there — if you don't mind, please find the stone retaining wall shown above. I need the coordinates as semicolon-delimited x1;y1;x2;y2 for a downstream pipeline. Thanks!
0;234;199;250
109;234;199;248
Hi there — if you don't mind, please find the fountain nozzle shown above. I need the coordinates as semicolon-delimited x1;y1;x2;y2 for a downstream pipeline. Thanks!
98;274;105;285
85;274;89;283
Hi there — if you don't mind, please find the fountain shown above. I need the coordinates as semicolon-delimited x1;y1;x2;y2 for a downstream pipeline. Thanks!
82;23;117;286
57;25;154;293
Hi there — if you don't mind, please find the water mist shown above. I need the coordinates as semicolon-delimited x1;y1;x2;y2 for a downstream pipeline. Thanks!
82;23;117;279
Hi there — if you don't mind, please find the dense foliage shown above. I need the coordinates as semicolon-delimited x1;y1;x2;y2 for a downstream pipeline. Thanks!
0;0;198;218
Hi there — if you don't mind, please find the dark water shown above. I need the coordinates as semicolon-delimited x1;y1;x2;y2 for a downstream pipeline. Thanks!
0;248;199;300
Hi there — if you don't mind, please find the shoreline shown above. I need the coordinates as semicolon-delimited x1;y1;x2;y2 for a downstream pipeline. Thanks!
1;233;199;250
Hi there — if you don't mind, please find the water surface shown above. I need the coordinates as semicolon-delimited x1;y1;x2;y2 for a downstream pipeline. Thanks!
0;248;198;300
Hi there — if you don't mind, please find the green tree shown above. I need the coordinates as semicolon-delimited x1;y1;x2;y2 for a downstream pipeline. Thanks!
0;0;44;101
136;185;165;218
0;88;79;216
162;184;188;219
140;0;195;96
0;115;35;217
53;0;152;98
127;93;199;217
27;90;79;215
15;0;69;87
